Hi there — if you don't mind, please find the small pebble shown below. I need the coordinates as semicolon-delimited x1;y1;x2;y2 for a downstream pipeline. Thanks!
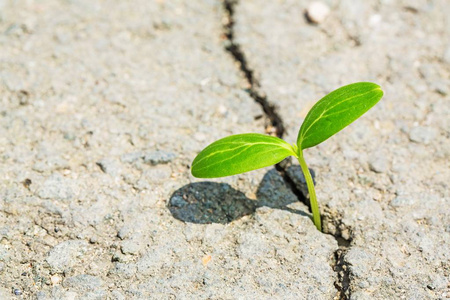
51;275;62;285
96;158;121;176
120;241;141;255
217;104;228;116
306;1;330;24
22;178;32;189
143;150;176;165
431;80;449;95
369;156;389;173
117;226;132;240
120;151;144;164
14;289;22;296
202;255;212;266
409;126;438;145
18;90;30;105
390;196;415;207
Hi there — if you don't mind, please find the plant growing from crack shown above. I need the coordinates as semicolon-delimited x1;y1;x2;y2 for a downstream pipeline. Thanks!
191;82;383;231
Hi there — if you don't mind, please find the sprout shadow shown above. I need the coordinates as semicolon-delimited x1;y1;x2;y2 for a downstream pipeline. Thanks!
168;168;310;224
168;181;256;224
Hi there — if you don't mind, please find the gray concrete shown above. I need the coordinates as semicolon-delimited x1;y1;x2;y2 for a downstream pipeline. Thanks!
0;0;340;299
0;0;448;299
234;0;449;299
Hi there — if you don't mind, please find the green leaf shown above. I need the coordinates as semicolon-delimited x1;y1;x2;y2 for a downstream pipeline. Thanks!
297;82;383;150
191;133;296;178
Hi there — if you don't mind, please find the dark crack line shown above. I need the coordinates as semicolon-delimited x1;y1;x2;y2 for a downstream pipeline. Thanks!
222;0;303;211
223;0;284;138
222;1;352;299
334;248;351;300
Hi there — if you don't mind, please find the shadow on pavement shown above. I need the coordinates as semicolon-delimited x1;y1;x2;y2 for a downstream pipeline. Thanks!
168;169;310;224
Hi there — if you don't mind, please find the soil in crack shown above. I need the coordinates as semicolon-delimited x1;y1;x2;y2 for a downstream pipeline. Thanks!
334;248;351;300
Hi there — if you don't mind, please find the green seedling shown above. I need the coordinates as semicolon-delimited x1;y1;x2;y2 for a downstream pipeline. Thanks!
191;82;383;231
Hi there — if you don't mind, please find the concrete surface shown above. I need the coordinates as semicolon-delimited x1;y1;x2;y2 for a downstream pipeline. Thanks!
0;0;448;299
234;0;449;299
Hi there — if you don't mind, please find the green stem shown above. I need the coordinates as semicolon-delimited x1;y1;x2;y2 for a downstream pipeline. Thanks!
297;151;322;231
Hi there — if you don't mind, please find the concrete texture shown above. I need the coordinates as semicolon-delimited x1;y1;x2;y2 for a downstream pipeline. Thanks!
0;0;338;299
0;0;448;299
233;0;449;299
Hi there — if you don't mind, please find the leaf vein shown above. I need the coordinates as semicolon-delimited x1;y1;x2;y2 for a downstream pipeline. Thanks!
193;146;286;173
299;88;379;143
192;144;254;172
193;141;292;167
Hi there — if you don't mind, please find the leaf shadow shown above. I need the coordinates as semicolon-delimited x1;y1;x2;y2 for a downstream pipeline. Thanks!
168;168;310;224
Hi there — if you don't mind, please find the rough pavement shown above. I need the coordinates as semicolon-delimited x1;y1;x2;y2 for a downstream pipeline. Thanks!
0;0;448;299
0;0;337;299
233;0;449;298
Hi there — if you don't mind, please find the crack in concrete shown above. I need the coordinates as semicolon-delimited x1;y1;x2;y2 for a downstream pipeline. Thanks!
334;248;351;299
222;0;284;138
221;1;353;299
324;211;352;299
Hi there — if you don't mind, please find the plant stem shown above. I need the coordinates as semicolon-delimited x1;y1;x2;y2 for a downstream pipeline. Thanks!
297;151;322;231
